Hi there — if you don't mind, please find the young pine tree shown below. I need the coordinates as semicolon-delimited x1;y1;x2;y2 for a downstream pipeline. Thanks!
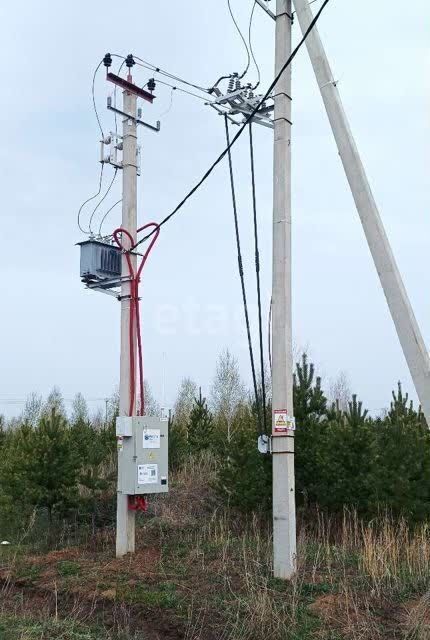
0;410;80;522
168;412;188;470
187;389;214;453
293;354;328;507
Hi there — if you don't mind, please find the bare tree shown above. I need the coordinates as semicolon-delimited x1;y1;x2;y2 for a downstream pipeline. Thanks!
106;387;120;423
210;349;245;442
142;380;160;417
173;377;198;426
41;386;66;418
70;392;89;424
329;370;351;412
22;392;43;426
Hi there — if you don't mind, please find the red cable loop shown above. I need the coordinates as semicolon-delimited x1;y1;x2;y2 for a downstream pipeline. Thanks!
113;223;160;417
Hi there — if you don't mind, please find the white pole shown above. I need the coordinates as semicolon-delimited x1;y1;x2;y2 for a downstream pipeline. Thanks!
272;0;296;580
293;0;430;424
116;82;138;557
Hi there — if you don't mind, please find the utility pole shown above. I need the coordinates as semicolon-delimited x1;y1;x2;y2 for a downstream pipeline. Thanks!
271;0;296;579
292;0;430;425
116;76;138;558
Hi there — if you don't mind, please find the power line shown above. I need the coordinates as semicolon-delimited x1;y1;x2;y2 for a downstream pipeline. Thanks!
98;199;122;237
77;163;104;234
88;169;118;235
143;75;211;103
224;115;262;433
133;56;209;94
249;1;261;89
92;60;105;139
227;0;251;79
132;0;331;251
249;123;267;433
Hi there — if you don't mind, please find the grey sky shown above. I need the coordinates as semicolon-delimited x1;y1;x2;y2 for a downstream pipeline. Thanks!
1;1;429;417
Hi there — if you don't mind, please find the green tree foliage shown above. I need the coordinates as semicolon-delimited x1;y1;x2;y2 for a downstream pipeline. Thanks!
168;412;188;471
217;404;271;512
70;418;116;522
373;383;430;520
0;410;79;521
293;354;328;507
187;389;214;453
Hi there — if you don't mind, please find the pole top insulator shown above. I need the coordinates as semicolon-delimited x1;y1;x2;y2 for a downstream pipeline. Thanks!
147;78;156;93
103;53;112;68
125;54;135;69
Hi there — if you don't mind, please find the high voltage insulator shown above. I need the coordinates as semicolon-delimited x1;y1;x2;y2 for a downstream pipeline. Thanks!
103;53;112;68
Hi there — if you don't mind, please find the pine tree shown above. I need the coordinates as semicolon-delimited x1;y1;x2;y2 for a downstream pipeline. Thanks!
293;353;327;425
187;389;214;453
373;382;430;520
345;394;369;427
217;403;271;512
293;354;328;506
168;412;188;470
0;410;80;522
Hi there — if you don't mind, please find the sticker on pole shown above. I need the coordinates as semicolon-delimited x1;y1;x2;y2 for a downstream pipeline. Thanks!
273;410;296;434
138;464;158;485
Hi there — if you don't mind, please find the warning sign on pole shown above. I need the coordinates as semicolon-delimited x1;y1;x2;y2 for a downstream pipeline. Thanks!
273;409;296;435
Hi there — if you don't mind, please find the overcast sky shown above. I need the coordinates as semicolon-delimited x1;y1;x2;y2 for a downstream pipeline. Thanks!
1;0;429;417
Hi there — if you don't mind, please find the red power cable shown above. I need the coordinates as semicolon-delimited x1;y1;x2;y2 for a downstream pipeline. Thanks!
113;223;160;416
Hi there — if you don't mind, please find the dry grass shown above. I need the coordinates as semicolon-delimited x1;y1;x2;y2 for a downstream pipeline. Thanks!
2;457;430;639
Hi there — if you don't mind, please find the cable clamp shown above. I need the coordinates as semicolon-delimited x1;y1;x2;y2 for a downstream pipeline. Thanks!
319;78;339;90
272;91;292;102
273;116;293;126
277;11;294;22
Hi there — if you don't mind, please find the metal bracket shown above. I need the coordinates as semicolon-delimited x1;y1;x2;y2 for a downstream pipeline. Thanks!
85;275;132;299
255;0;275;20
208;86;274;129
107;99;160;132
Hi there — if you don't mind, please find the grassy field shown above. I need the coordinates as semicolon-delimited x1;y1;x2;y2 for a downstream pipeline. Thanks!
1;457;430;639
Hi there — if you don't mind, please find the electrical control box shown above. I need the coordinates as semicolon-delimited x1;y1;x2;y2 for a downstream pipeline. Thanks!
116;416;169;495
78;239;122;285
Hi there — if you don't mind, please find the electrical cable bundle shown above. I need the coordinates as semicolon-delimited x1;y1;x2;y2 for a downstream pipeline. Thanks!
112;224;160;416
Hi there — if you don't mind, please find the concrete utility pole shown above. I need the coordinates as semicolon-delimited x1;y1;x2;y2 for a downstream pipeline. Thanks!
293;0;430;425
116;83;138;557
271;0;296;579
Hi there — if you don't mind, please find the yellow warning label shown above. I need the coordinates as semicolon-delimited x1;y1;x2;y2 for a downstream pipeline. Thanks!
275;415;287;427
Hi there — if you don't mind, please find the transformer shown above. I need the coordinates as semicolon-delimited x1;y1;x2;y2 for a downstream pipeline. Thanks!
116;416;169;495
78;239;122;286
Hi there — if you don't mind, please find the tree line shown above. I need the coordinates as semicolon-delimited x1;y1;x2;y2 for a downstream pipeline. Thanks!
1;351;429;539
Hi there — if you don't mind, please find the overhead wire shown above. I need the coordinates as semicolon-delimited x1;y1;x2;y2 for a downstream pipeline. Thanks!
248;1;261;89
88;169;118;235
77;163;104;234
249;123;267;433
142;75;211;103
92;60;105;139
133;56;209;93
159;87;175;117
98;199;122;237
224;115;262;432
227;0;251;79
132;0;331;251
